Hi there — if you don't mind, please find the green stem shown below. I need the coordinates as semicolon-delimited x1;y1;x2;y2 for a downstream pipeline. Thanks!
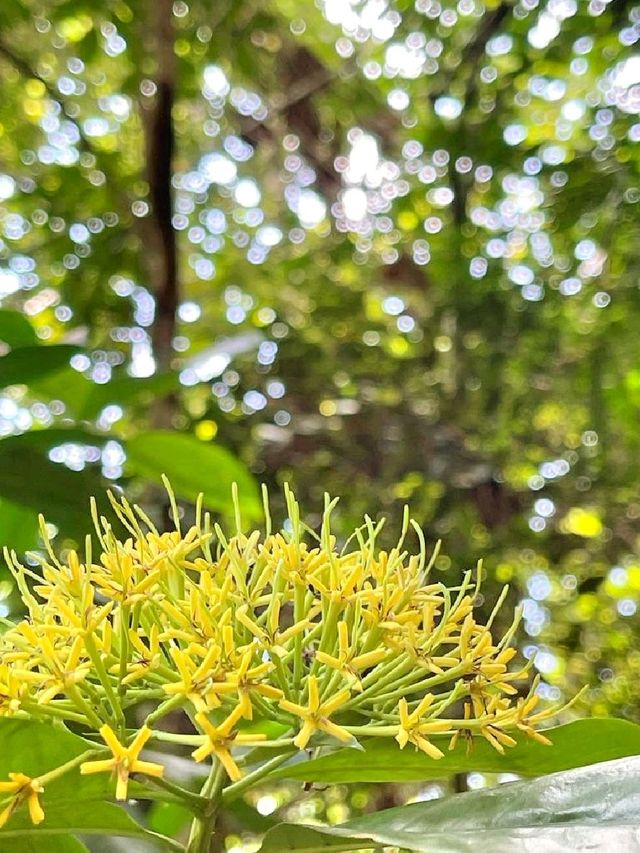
271;652;292;698
144;694;185;727
313;599;340;671
343;724;397;737
222;750;295;804
293;584;306;689
186;759;226;853
349;662;469;710
319;666;343;701
239;737;295;754
37;748;105;785
66;685;104;729
282;619;324;662
85;633;125;730
151;730;205;746
145;775;208;813
121;685;169;705
20;701;88;725
359;654;410;690
118;604;131;722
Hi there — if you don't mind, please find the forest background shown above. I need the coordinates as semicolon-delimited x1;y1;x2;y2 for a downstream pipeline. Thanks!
0;0;639;838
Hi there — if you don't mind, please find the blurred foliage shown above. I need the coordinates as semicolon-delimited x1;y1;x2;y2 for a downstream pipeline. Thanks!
0;0;638;785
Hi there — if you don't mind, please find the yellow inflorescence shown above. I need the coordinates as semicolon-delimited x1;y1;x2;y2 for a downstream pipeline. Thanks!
0;773;44;829
0;484;570;824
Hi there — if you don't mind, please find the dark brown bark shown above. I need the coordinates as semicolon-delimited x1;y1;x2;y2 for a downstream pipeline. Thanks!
145;0;178;428
148;77;178;370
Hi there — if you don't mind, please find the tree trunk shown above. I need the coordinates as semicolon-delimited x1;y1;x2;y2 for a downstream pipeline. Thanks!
145;0;178;428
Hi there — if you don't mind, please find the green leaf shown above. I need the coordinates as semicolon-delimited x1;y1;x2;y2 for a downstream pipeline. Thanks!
0;428;111;452
126;430;262;520
1;802;162;844
146;800;191;839
0;310;37;348
260;755;640;852
77;372;178;421
26;369;98;421
224;799;279;834
271;718;640;783
0;720;170;849
0;346;80;388
0;430;110;541
4;836;88;852
30;369;178;421
0;497;39;553
0;718;94;779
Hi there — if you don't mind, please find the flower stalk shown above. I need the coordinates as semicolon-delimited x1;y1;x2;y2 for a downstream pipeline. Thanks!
186;759;226;853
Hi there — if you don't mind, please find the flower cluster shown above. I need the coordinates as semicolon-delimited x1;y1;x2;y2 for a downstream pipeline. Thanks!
0;485;568;828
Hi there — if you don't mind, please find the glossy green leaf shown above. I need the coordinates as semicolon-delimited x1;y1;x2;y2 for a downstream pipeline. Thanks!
3;837;88;852
26;369;101;421
146;800;192;839
225;798;279;834
0;496;39;553
0;720;171;849
0;427;111;452
1;802;165;846
260;755;640;852
76;372;178;421
0;718;127;804
126;430;262;520
0;310;37;348
271;718;640;783
30;369;178;421
0;346;80;388
0;718;94;778
0;431;110;541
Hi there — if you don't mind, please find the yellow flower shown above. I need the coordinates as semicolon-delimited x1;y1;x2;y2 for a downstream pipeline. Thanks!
448;701;473;753
11;632;91;705
315;621;386;690
235;601;310;657
478;646;517;677
92;551;162;605
279;675;352;749
0;664;26;716
186;575;235;642
192;705;267;781
359;586;407;632
121;626;161;685
261;535;328;587
457;614;480;658
136;527;203;565
310;561;365;603
33;549;90;604
162;645;225;712
479;723;518;753
80;725;164;800
511;693;554;745
0;773;44;828
0;483;565;770
215;648;282;719
395;695;451;759
47;588;113;638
